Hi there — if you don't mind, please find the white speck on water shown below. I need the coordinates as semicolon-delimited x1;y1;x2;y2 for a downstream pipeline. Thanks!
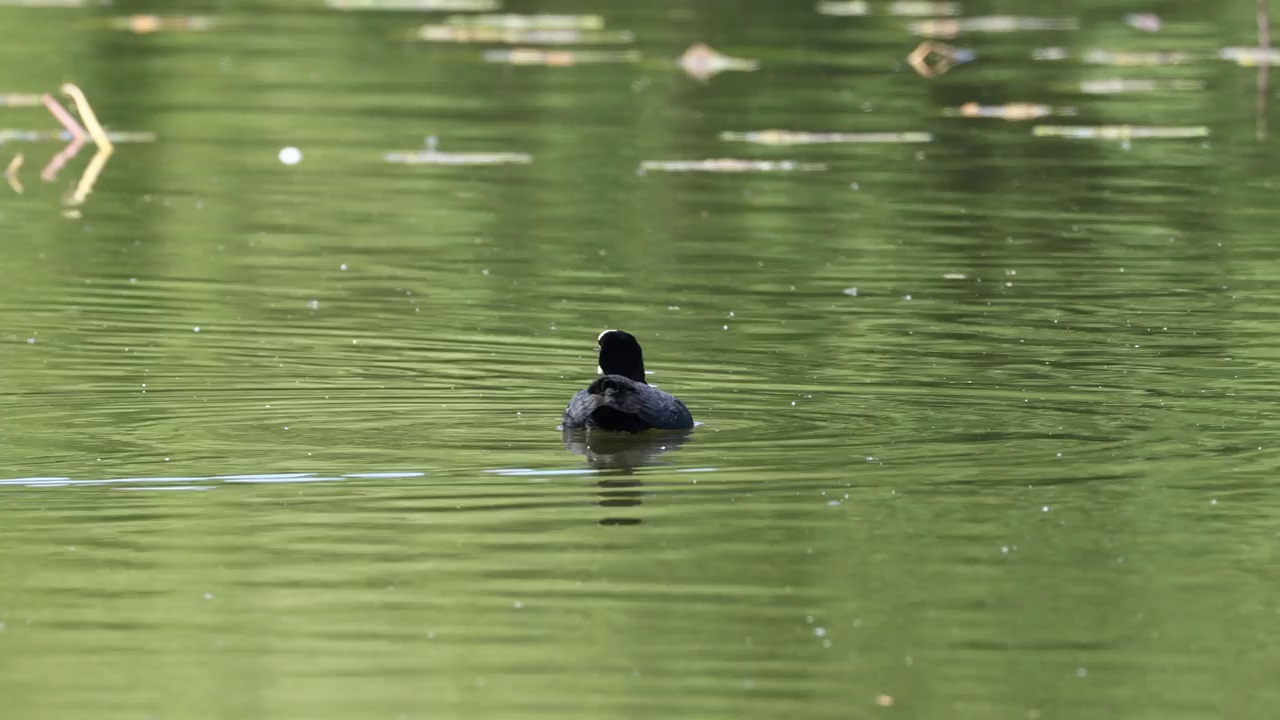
815;627;826;637
339;263;349;271
426;630;436;639
805;615;814;624
850;182;860;190
129;277;137;284
481;268;490;276
203;592;214;600
307;299;320;310
278;146;302;165
193;326;200;333
1210;498;1218;505
903;294;912;301
728;311;735;318
1076;667;1088;678
1041;505;1051;513
723;325;728;330
667;305;680;310
827;500;840;506
512;601;524;609
822;639;832;648
164;457;170;462
1056;452;1063;458
1001;545;1010;554
943;273;967;279
25;338;35;344
842;287;858;296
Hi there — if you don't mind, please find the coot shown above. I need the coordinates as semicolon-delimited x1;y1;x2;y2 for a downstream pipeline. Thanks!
562;330;694;432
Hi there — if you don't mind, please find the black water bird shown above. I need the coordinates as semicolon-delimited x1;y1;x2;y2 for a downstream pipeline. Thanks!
562;330;694;432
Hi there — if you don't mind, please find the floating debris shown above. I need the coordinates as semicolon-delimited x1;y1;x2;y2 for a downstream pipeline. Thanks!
482;48;640;66
911;16;1078;39
105;15;213;33
907;41;975;78
1033;125;1209;141
443;13;604;29
1034;47;1194;65
0;84;153;209
1220;47;1280;66
1078;78;1205;94
385;136;531;166
0;94;43;107
679;43;760;81
1124;13;1162;32
0;129;156;144
721;130;932;145
945;102;1073;121
639;159;827;174
326;0;500;10
1083;48;1194;65
816;0;869;14
62;84;112;150
817;0;959;16
415;25;632;44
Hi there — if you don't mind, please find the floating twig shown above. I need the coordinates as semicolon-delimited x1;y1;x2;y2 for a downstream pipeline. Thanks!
817;1;959;17
0;94;42;107
1033;125;1209;141
41;93;87;143
61;84;112;151
444;14;603;29
639;159;827;174
415;25;632;44
105;15;213;34
720;130;932;145
483;48;640;66
1035;48;1195;65
1077;78;1205;94
327;0;499;9
944;102;1074;120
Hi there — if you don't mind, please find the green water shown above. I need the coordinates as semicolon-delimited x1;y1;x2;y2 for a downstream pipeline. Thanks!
3;0;1280;717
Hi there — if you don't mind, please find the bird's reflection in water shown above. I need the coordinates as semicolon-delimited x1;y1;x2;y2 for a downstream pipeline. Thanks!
561;428;693;525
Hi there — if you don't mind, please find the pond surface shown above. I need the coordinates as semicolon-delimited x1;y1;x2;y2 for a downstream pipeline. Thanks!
3;0;1280;717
